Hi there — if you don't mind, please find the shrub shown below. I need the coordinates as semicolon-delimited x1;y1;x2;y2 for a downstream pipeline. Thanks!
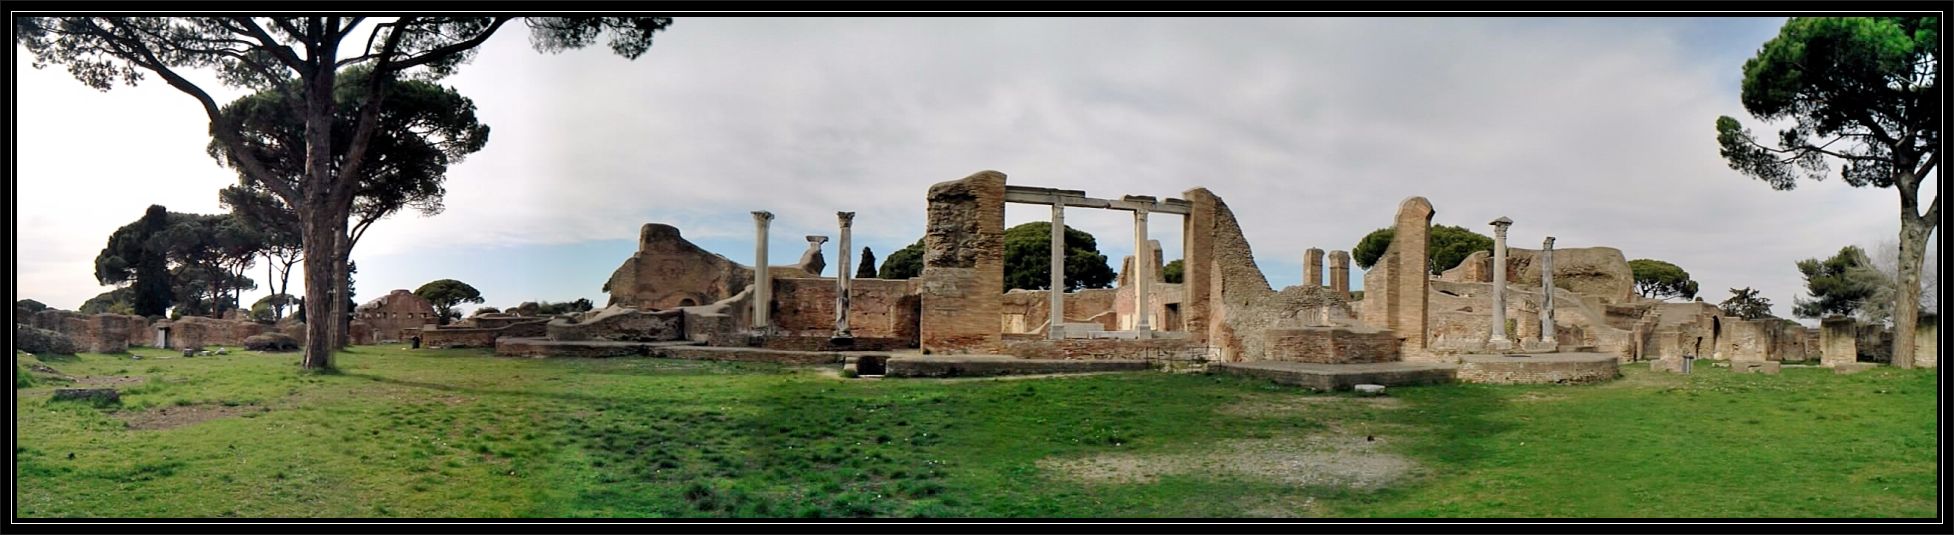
15;324;78;355
243;332;300;352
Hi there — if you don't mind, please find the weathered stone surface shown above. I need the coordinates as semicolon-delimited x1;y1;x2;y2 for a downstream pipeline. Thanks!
919;171;1007;353
548;306;685;342
355;289;438;343
798;235;828;277
1730;360;1780;375
1916;317;1938;368
16;324;78;355
420;318;550;349
1327;250;1351;299
1303;248;1325;288
1001;288;1120;335
1820;316;1858;366
1832;362;1877;374
1361;197;1434;359
1001;336;1203;364
603;223;810;311
1182;187;1280;360
1353;384;1386;395
52;388;119;404
243;332;299;352
1455;352;1619;384
772;278;920;340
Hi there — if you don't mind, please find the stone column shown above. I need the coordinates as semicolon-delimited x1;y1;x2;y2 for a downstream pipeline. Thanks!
1049;197;1066;339
1304;248;1325;288
835;212;855;339
1133;205;1152;332
1540;236;1556;343
751;211;774;331
1327;250;1351;299
1488;217;1513;350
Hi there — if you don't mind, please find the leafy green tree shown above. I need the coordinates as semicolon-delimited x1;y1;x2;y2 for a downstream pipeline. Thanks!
1001;222;1116;292
1629;259;1701;300
94;205;176;316
79;288;136;315
1714;16;1939;367
16;300;49;314
221;186;303;321
414;279;484;325
1163;259;1184;284
1351;224;1494;275
210;67;490;349
1792;246;1889;320
18;16;673;370
250;294;299;323
856;247;877;279
1719;287;1775;320
878;239;924;280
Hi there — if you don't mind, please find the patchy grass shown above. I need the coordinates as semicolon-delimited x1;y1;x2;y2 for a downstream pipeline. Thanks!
13;347;1937;518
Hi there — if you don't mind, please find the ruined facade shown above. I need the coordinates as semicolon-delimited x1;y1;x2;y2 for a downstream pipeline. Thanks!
355;289;438;343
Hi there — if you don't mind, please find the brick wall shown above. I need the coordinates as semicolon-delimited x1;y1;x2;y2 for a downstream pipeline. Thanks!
1261;327;1401;364
771;277;919;340
918;171;1007;353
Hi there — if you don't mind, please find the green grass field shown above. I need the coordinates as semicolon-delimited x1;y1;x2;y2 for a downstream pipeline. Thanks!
13;346;1939;518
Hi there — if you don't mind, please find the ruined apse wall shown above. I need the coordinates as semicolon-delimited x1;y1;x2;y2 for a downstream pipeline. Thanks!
918;171;1007;353
355;289;438;342
1360;197;1435;360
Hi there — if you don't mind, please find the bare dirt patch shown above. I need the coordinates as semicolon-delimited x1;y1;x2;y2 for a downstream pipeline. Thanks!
115;403;267;431
1039;430;1417;491
74;375;145;387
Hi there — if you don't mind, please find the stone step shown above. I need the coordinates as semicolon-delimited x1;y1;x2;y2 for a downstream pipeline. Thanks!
1210;360;1457;391
886;355;1150;378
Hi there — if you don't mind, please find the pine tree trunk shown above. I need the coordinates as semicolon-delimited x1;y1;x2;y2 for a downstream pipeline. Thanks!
299;211;337;370
331;233;352;350
1891;215;1930;369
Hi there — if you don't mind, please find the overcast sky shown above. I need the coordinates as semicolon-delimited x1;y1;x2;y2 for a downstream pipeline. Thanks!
14;17;1938;323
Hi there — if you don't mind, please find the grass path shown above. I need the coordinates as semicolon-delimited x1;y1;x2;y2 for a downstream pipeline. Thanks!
14;347;1938;518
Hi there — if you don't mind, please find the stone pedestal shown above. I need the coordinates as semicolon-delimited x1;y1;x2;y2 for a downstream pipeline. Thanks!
1303;248;1324;288
1328;250;1351;299
1819;316;1856;366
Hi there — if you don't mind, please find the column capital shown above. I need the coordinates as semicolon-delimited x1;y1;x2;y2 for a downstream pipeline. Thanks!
837;211;855;227
1489;216;1513;235
752;211;775;223
1542;236;1555;249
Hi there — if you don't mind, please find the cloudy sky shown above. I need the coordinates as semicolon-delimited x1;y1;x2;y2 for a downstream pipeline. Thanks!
14;17;1938;322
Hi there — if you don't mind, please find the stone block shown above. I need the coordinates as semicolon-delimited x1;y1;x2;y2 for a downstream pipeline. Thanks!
1832;362;1877;375
1731;360;1780;375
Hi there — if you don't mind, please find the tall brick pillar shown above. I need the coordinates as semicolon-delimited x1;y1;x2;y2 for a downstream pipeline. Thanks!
1362;197;1434;359
918;170;1007;354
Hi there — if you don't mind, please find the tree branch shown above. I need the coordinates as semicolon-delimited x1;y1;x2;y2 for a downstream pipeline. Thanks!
380;17;514;74
230;17;305;72
1914;152;1939;181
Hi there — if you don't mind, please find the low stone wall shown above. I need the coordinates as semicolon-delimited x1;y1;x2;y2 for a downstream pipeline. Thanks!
1209;361;1457;391
420;318;550;349
649;345;848;365
496;337;699;358
755;336;910;352
1455;353;1619;385
1261;327;1399;364
885;355;1150;378
25;310;152;352
999;336;1203;364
